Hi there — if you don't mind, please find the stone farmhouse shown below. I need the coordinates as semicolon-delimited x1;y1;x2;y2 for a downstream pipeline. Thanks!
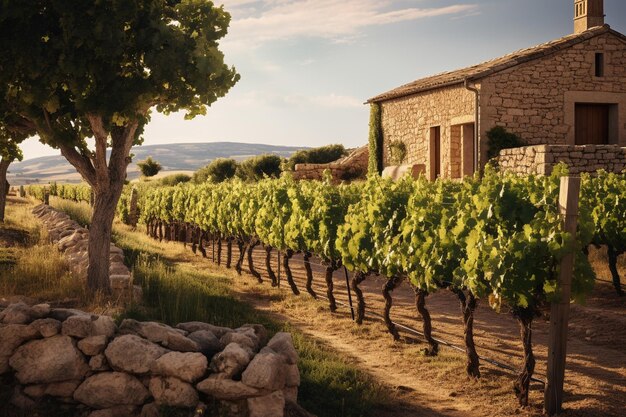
368;0;626;178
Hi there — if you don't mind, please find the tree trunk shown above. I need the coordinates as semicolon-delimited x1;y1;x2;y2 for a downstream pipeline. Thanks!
191;227;198;254
265;246;278;286
226;238;233;268
351;271;367;325
283;249;300;295
87;186;122;294
383;276;402;340
235;239;245;275
247;240;263;283
0;160;10;223
325;265;337;312
303;251;317;299
513;308;535;407
415;288;438;355
199;231;207;258
453;289;480;378
607;245;624;296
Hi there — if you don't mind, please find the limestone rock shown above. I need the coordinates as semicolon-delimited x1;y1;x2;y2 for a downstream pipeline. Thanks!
241;348;286;391
0;302;34;324
283;386;298;403
74;372;150;409
62;314;116;338
149;376;198;408
104;334;168;375
221;331;257;351
49;308;89;322
267;332;298;365
210;342;252;378
188;330;223;355
78;335;108;356
0;323;39;374
151;351;207;383
30;318;62;338
247;390;285;417
140;402;160;417
24;380;81;398
176;322;233;338
89;354;110;371
11;386;36;410
120;319;199;352
9;335;89;384
197;375;266;401
284;365;300;387
87;406;137;417
30;304;51;319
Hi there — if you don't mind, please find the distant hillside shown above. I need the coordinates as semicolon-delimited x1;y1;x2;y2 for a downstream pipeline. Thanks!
7;142;307;185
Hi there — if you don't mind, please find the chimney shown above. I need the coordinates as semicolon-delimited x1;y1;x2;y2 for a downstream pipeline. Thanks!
574;0;605;34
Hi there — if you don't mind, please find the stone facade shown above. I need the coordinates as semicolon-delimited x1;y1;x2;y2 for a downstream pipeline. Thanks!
496;144;626;175
371;25;626;179
0;303;309;417
481;32;626;163
379;85;475;180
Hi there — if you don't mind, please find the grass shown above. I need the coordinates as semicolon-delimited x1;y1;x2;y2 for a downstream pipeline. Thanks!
48;197;92;227
0;198;85;302
27;198;390;417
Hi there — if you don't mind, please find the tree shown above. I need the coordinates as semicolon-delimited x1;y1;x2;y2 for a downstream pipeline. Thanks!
0;1;239;293
193;158;238;183
283;144;347;171
137;156;162;178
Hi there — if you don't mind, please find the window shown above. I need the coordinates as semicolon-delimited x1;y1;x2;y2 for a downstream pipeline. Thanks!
595;53;605;77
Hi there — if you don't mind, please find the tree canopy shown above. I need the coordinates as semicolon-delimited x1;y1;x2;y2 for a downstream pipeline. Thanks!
137;156;162;177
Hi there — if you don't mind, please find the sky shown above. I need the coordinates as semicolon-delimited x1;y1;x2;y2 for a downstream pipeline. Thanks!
19;0;626;161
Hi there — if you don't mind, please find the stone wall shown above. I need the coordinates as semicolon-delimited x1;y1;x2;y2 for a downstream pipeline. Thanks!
0;302;309;417
292;146;368;182
496;144;626;175
481;31;626;163
379;84;475;179
31;204;134;295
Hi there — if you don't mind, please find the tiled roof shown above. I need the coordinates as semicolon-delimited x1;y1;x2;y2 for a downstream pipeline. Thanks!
367;25;626;103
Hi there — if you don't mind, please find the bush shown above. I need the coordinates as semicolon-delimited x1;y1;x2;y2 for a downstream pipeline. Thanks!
158;173;192;187
284;144;347;171
236;154;283;181
486;126;524;160
137;156;162;177
193;158;238;183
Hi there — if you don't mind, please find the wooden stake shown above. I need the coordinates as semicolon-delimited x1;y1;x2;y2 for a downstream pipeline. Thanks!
544;176;580;415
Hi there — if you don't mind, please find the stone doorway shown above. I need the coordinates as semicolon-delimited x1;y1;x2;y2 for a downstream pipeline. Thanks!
429;126;441;180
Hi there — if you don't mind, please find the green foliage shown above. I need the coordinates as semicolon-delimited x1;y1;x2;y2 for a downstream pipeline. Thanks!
193;158;238;183
236;154;283;182
137;157;162;178
284;145;347;171
486;126;524;160
368;103;383;175
157;173;191;187
387;140;407;166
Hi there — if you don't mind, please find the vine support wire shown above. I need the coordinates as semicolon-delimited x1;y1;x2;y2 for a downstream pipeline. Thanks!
343;266;355;321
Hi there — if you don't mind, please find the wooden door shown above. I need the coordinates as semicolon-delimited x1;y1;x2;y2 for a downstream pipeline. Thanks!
575;104;609;145
430;126;441;179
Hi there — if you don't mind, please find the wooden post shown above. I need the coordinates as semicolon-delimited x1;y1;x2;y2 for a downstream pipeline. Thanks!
544;176;580;415
129;187;139;227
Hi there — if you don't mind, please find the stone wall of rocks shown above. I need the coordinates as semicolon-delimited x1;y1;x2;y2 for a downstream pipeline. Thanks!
31;204;133;294
0;302;309;417
496;144;626;175
292;146;368;182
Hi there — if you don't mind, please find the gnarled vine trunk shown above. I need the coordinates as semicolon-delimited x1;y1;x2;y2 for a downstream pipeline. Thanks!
198;230;207;258
415;288;438;355
0;160;10;223
513;308;536;407
265;246;278;286
303;251;316;299
607;245;624;296
325;264;337;312
453;289;480;378
382;276;402;340
235;239;245;275
283;249;299;295
217;236;222;265
247;240;262;283
351;271;367;325
225;238;233;268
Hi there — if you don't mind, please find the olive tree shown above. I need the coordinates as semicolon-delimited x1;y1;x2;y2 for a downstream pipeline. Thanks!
137;156;163;178
0;122;30;222
0;1;239;292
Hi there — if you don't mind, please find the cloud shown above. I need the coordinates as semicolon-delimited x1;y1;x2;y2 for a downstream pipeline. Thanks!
220;0;478;47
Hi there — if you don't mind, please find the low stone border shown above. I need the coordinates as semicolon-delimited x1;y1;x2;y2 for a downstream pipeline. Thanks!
31;204;134;294
0;302;312;417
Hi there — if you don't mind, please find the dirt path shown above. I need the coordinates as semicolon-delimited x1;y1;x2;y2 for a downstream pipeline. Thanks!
196;242;626;417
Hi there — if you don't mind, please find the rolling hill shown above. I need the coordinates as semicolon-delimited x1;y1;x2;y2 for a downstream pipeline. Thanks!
7;142;307;185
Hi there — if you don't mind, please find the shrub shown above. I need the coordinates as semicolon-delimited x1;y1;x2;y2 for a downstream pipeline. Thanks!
284;145;347;171
486;126;524;160
236;154;283;181
387;140;407;166
193;158;238;183
137;156;162;177
158;173;192;187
